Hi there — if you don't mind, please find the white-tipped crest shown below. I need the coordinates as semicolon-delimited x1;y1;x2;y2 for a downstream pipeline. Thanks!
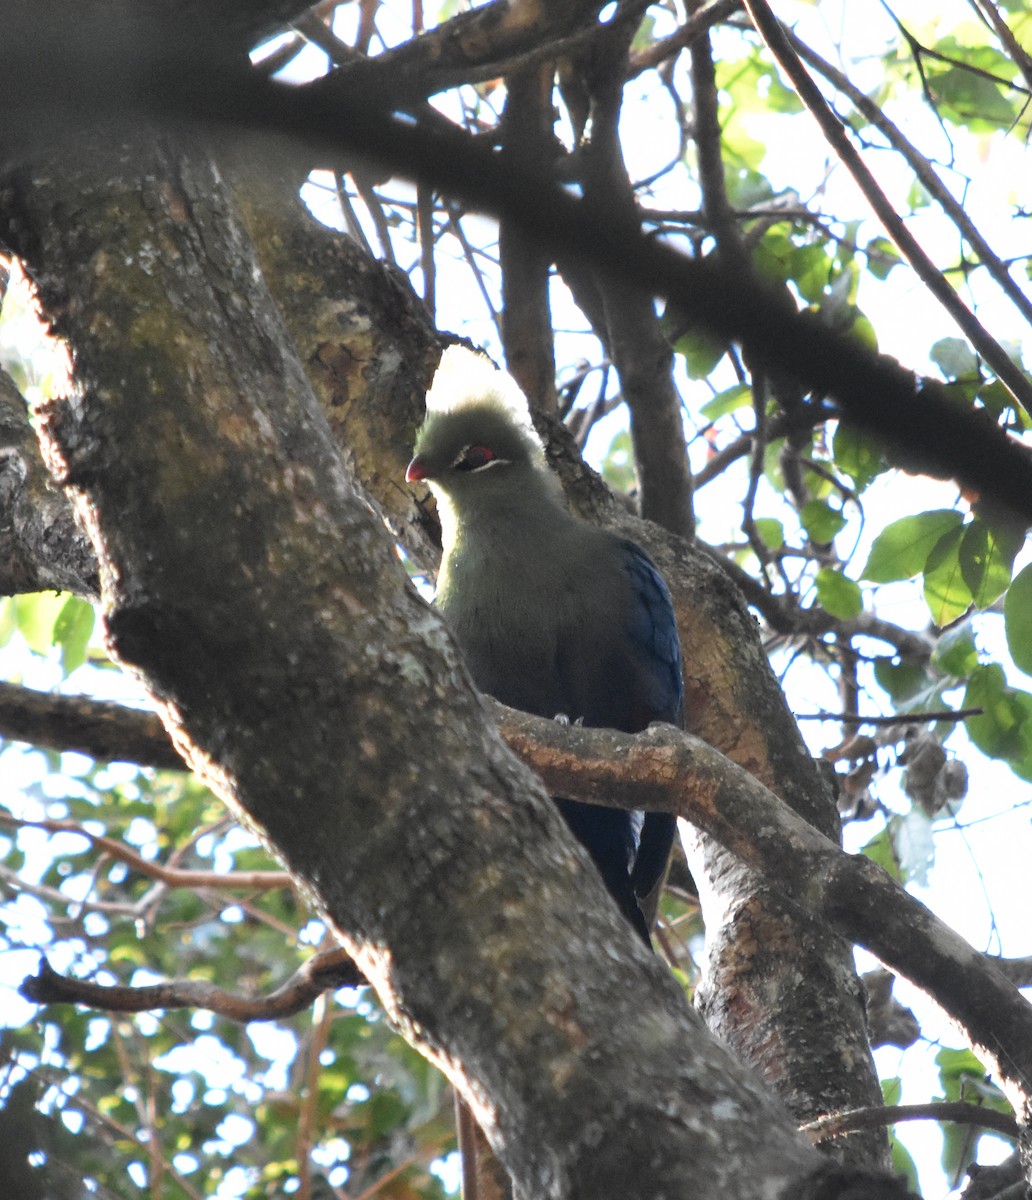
425;346;545;457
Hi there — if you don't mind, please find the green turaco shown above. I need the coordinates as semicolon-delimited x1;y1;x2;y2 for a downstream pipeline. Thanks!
407;346;683;943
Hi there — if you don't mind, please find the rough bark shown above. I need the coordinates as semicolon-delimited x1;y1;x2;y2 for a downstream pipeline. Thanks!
500;64;559;414
0;369;98;596
0;682;181;769
574;21;696;540
1;5;1019;1187
542;417;890;1164
216;136;444;572
4;127;841;1200
0;133;888;1175
494;706;1032;1124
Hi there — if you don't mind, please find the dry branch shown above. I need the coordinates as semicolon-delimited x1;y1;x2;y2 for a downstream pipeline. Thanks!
20;949;363;1021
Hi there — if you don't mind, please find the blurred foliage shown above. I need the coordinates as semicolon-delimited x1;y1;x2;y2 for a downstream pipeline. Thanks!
3;0;1032;1196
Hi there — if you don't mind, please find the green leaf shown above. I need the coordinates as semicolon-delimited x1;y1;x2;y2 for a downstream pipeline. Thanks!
959;519;1017;610
1005;563;1032;678
864;236;903;280
860;826;901;882
630;10;656;52
881;1076;902;1106
600;430;636;493
0;598;17;647
931;337;978;381
848;310;878;351
874;659;931;702
821;259;860;316
832;423;887;491
896;807;934;886
862;510;964;583
928;66;1017;130
815;568;862;619
673;329;727;379
800;499;846;544
964;664;1031;761
14;591;68;654
762;437;786;494
355;1089;410;1138
754;518;784;551
923;524;972;627
979;379;1027;432
888;1134;919;1195
54;596;96;675
907;177;931;210
932;622;979;678
941;1069;1015;1186
700;384;751;421
723;163;775;209
789;243;833;305
767;74;804;114
753;230;795;287
935;1046;998;1101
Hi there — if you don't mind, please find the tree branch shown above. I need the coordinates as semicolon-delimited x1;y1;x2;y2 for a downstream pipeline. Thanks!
0;368;98;597
0;681;183;768
801;1101;1018;1142
500;63;558;412
312;0;632;106
12;122;822;1198
0;813;291;891
797;707;982;725
628;0;741;74
783;24;1032;334
19;949;364;1021
492;702;1032;1120
740;0;1032;420
4;14;1028;519
969;0;1032;94
577;17;695;537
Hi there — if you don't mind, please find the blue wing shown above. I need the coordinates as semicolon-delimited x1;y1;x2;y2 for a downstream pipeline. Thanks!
619;540;682;901
620;538;684;730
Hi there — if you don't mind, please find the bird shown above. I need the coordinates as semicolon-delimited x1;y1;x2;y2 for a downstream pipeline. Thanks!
406;346;682;945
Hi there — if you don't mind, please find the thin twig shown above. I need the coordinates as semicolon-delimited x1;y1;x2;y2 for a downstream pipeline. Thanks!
20;949;365;1021
741;0;1032;420
417;182;436;316
785;26;1032;333
628;0;741;75
297;990;333;1200
967;0;1032;94
445;207;503;342
0;814;291;891
800;1099;1018;1141
795;707;983;725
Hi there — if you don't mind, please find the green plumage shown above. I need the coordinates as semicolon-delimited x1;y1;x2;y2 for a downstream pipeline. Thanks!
408;352;682;941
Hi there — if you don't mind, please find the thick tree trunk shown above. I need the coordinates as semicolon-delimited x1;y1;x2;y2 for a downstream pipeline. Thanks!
2;126;849;1199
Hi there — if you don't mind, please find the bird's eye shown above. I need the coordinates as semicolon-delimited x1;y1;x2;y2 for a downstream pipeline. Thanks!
453;445;497;472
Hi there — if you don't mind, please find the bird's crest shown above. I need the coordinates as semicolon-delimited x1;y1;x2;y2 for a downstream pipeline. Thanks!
424;346;546;464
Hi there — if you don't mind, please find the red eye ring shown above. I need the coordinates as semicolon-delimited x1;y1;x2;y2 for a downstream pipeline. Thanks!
454;445;496;472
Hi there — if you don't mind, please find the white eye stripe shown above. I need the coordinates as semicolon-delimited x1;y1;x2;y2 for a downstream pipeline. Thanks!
450;445;512;472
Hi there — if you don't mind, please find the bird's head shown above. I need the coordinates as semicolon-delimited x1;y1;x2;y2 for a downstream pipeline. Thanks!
406;402;538;486
406;347;556;506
